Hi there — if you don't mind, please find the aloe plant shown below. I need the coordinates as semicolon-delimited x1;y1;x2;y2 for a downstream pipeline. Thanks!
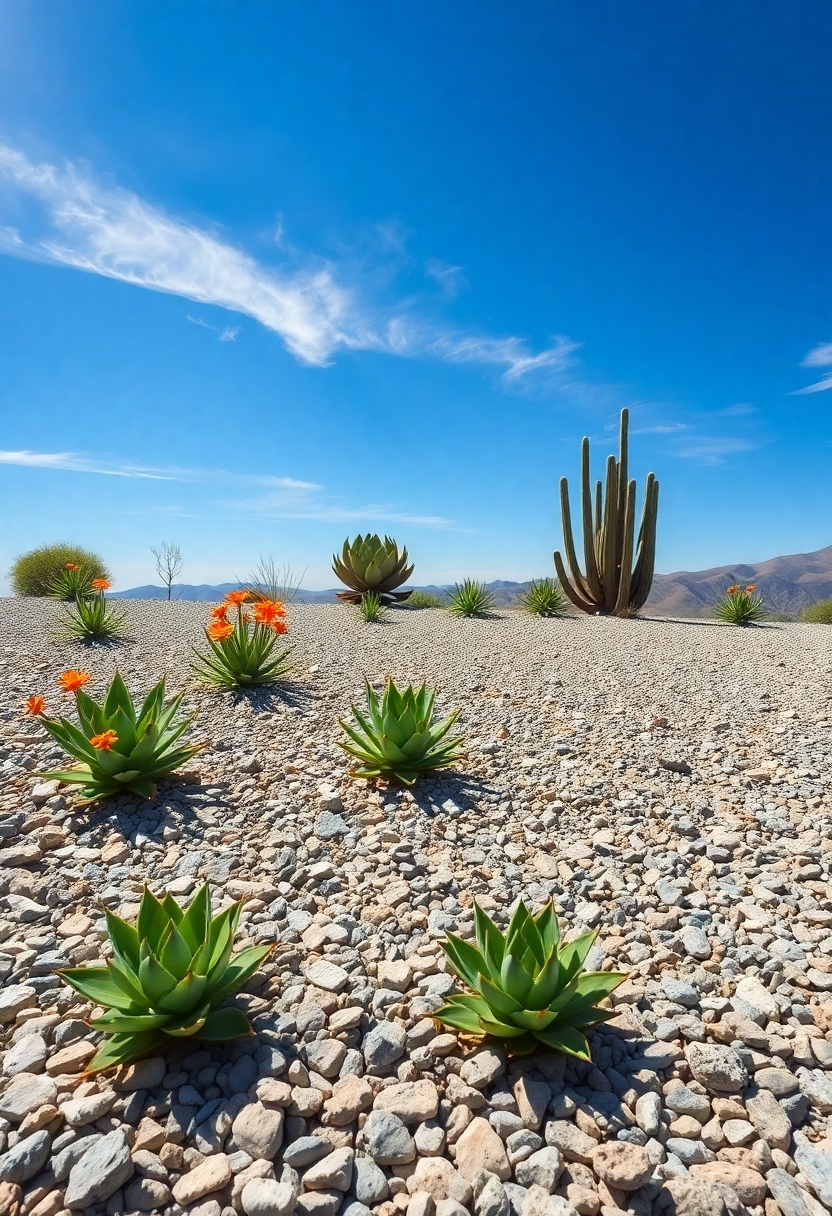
447;579;494;617
517;578;568;618
57;883;272;1072
435;898;626;1059
339;679;463;785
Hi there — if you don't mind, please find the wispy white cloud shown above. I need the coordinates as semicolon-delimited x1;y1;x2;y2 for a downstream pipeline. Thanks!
793;342;832;394
0;142;569;385
670;436;757;464
425;257;468;299
631;422;689;435
0;448;456;527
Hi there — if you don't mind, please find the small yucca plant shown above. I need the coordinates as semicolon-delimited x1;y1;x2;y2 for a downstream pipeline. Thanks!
192;592;292;688
48;562;96;602
518;578;568;618
57;883;272;1072
448;579;495;617
339;679;464;785
716;583;764;626
57;581;126;642
359;591;386;623
436;899;627;1059
28;670;201;805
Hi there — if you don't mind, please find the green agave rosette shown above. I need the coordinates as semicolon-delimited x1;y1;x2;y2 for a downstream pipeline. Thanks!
57;883;272;1072
435;899;627;1059
36;672;201;805
332;534;414;602
339;679;463;785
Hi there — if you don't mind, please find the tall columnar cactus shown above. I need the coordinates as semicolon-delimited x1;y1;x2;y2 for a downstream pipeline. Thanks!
554;409;659;616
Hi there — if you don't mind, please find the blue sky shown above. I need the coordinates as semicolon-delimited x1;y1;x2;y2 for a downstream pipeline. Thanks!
0;1;830;592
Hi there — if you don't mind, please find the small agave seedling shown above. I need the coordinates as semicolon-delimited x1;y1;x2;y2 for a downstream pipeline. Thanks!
339;678;464;785
517;578;568;618
435;899;627;1059
447;579;495;617
56;579;126;642
57;883;273;1072
30;670;200;805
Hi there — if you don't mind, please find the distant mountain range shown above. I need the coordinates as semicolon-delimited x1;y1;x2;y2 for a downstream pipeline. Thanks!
113;544;832;619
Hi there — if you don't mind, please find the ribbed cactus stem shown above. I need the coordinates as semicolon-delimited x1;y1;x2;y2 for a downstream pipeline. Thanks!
553;408;659;617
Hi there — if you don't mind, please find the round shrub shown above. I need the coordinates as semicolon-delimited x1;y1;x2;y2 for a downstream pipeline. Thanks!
9;544;110;597
802;599;832;624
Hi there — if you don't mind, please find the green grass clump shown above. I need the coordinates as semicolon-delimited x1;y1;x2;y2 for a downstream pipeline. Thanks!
518;578;568;617
448;579;495;617
10;544;109;598
802;600;832;624
407;590;445;609
359;591;386;623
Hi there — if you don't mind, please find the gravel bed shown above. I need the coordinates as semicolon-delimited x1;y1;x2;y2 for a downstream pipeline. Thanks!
1;598;832;1216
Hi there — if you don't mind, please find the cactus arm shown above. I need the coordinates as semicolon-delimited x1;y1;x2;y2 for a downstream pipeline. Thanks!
553;550;597;613
594;480;602;538
601;455;619;610
580;438;603;602
630;476;659;610
613;480;636;616
558;477;593;600
616;409;629;560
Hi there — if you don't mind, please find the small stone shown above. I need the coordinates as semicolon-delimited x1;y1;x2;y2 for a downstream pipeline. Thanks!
302;1147;354;1192
304;959;350;992
283;1138;332;1168
373;1080;439;1124
406;1158;472;1206
754;1066;799;1097
661;1176;739;1216
306;1039;347;1079
60;1091;117;1128
514;1147;563;1193
45;1040;96;1076
634;1092;662;1137
455;1117;511;1181
793;1134;832;1207
0;986;37;1024
0;1129;51;1184
64;1130;134;1209
363;1109;416;1164
2;1033;47;1077
460;1050;506;1089
0;1073;58;1122
116;1056;166;1091
513;1078;550;1131
798;1067;832;1113
123;1177;173;1212
543;1121;596;1164
323;1075;374;1126
241;1166;300;1216
352;1156;389;1205
232;1103;284;1160
745;1088;791;1150
171;1154;232;1206
363;1021;407;1070
591;1141;651;1191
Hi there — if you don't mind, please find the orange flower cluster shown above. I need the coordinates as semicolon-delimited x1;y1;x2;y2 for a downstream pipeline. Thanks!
727;583;757;595
207;620;234;642
225;590;250;606
64;562;81;571
253;599;288;632
210;604;229;620
59;670;90;692
91;578;111;591
25;695;45;716
90;729;118;751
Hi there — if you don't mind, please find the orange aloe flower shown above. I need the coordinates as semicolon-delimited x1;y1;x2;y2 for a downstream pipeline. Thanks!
64;562;81;571
745;584;756;593
59;670;90;692
271;619;289;635
224;590;250;606
210;604;229;620
91;578;111;590
253;599;286;626
207;620;234;642
90;729;118;751
25;695;45;716
726;584;740;595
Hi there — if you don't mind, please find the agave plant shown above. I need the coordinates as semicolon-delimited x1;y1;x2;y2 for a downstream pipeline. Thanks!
447;579;495;617
435;899;627;1059
30;670;201;805
48;562;96;602
192;592;292;688
517;578;568;618
56;581;126;642
333;535;414;604
715;584;764;627
339;678;464;785
57;883;272;1072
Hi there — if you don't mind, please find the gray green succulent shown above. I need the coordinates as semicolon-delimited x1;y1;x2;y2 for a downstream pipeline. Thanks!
332;534;414;604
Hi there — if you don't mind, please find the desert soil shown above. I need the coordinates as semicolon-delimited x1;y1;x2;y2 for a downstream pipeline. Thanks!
1;599;832;1216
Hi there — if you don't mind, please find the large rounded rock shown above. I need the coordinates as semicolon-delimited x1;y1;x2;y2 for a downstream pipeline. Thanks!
454;1118;511;1182
685;1043;748;1094
232;1103;284;1160
591;1142;651;1192
363;1110;416;1165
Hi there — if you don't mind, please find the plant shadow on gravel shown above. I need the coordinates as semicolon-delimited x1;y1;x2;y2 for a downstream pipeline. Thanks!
224;678;320;715
404;770;499;816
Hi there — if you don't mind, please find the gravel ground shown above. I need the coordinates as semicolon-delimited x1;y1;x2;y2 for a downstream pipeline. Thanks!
2;598;832;1216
